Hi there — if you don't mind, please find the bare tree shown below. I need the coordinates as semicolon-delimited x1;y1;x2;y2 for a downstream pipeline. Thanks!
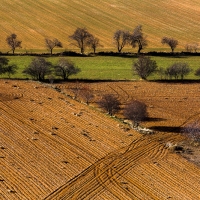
124;100;148;128
88;35;102;54
80;86;94;105
70;81;82;99
98;94;120;116
161;37;178;53
23;57;52;81
182;120;200;142
5;64;18;78
113;30;130;53
45;38;62;55
0;57;9;75
54;58;81;80
130;25;147;54
165;62;191;80
132;56;157;80
6;33;22;54
185;43;199;53
194;67;200;78
69;27;93;54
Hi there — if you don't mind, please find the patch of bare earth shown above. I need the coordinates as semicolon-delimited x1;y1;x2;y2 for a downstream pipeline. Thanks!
1;80;200;199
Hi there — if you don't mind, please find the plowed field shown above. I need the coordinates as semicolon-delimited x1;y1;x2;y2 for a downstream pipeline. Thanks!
1;80;200;200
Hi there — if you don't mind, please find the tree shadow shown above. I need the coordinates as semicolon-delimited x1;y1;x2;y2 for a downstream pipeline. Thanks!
146;117;167;122
150;126;181;133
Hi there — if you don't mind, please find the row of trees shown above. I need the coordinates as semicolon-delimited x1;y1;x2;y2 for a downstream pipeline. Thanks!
132;56;200;80
68;85;148;128
98;94;147;128
5;28;102;55
5;26;198;55
1;55;200;80
0;57;80;81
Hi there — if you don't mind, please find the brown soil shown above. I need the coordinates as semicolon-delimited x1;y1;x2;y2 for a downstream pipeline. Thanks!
1;80;200;200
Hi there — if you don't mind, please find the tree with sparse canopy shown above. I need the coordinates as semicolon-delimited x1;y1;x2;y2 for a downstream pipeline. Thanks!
113;30;130;53
124;100;148;128
130;25;147;54
69;27;93;54
45;38;62;55
0;57;18;78
165;62;191;80
6;33;22;54
182;120;200;142
132;56;158;80
161;37;178;53
80;86;94;105
5;64;18;78
23;57;52;81
88;35;102;54
195;68;200;78
98;94;120;116
54;58;81;80
0;57;9;75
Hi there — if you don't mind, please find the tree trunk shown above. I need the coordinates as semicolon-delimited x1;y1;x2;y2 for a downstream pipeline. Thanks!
81;47;84;54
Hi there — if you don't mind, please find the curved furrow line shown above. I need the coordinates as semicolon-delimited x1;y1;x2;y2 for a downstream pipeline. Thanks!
117;86;130;102
44;137;168;199
108;85;120;99
148;144;168;160
90;140;165;199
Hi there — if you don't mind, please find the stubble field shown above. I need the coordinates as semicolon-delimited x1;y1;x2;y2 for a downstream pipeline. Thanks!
1;0;200;52
1;79;200;199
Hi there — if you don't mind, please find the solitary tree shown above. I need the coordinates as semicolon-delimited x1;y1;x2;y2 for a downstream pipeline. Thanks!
45;38;62;55
23;57;52;81
80;86;94;105
124;100;148;128
132;56;158;80
161;37;178;53
54;58;81;80
98;94;120;116
130;25;147;54
113;30;130;53
6;33;22;54
69;27;93;54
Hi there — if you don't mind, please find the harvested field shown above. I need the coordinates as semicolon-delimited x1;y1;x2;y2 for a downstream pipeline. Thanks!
1;80;200;199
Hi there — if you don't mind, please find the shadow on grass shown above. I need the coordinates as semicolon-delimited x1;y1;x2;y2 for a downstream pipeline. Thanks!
150;126;181;133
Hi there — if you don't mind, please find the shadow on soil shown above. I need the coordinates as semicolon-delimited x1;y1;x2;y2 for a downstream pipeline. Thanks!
146;117;167;122
150;126;181;133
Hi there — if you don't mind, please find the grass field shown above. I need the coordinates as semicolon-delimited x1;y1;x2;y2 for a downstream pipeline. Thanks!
0;0;200;52
1;55;200;80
